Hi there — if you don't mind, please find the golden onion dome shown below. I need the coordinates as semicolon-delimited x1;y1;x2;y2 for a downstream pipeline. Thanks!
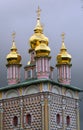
56;33;72;65
6;33;21;65
29;6;49;49
35;42;50;57
29;33;49;49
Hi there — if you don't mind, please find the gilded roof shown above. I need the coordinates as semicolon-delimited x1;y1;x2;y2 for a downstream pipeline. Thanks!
6;33;21;65
56;33;72;64
29;6;49;49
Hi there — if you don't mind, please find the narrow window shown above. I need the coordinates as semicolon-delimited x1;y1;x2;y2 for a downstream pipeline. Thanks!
56;113;60;124
28;70;32;79
13;116;18;126
33;69;36;78
66;115;70;126
26;114;31;125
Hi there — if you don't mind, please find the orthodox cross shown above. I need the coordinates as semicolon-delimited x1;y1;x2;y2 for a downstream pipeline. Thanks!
36;6;41;19
61;32;65;42
12;32;16;41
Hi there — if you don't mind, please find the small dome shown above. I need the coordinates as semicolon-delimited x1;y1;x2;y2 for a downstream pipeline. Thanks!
57;50;71;64
6;41;21;65
35;42;50;57
56;33;72;65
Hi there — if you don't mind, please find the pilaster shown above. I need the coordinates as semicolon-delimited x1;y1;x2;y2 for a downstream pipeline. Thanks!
44;97;48;130
48;95;51;130
41;100;44;130
76;101;80;130
36;57;51;79
57;64;71;85
7;64;21;85
41;94;51;130
62;98;66;130
0;102;3;130
20;98;24;130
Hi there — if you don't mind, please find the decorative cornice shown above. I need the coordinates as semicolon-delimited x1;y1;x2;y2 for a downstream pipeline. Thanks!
0;78;82;92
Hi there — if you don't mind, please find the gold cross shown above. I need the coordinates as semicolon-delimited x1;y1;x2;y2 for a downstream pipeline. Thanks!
36;6;41;19
61;32;65;42
12;32;16;41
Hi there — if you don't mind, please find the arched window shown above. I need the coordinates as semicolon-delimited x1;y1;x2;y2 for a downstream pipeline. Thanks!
26;114;31;125
56;113;60;124
66;115;70;126
13;116;18;126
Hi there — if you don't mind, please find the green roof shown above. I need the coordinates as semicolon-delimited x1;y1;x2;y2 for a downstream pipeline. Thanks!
0;78;82;92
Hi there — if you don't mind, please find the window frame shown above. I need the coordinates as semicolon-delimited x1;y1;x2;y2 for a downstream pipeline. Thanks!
66;115;70;126
56;113;60;125
26;113;31;125
13;116;18;127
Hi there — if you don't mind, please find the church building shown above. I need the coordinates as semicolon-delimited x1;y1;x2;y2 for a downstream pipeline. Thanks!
0;7;82;130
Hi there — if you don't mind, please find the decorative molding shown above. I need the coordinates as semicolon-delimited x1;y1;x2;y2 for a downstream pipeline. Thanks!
65;89;73;98
24;85;39;95
6;89;19;98
51;85;60;94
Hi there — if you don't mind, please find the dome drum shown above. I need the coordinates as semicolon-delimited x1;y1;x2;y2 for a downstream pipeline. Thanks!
6;57;21;65
35;51;50;57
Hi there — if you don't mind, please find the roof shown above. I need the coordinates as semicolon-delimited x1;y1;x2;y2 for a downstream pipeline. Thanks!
0;78;82;92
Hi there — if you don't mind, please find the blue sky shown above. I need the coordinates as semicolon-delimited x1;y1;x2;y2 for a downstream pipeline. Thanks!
0;0;83;129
